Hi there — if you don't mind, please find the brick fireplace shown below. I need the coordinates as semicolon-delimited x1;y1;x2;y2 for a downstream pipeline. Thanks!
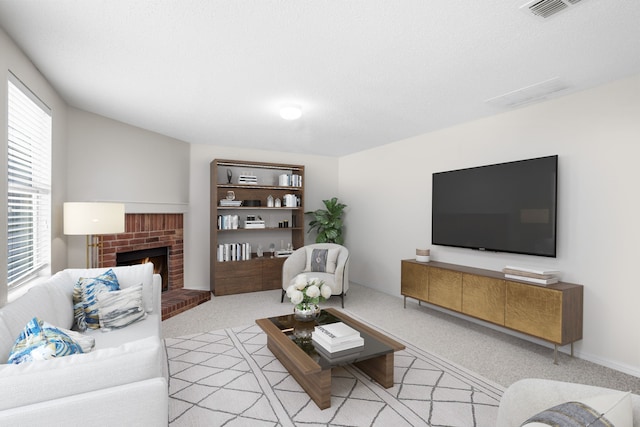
99;213;184;291
98;212;210;319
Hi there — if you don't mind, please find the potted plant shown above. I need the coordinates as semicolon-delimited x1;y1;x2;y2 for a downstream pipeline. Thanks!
305;197;347;244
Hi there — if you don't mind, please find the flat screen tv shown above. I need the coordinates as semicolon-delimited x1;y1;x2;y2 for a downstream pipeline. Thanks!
432;155;558;257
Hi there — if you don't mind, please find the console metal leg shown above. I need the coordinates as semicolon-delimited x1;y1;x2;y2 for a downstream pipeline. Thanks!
571;342;574;357
554;345;558;365
403;296;406;309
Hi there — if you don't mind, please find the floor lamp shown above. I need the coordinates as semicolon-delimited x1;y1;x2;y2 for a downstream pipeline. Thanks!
63;202;125;268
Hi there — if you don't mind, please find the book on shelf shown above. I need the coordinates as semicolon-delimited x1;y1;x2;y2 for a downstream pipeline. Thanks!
313;322;360;344
219;200;242;207
313;342;364;361
243;220;265;229
217;242;251;262
312;331;364;353
504;274;559;285
217;214;239;230
238;174;258;184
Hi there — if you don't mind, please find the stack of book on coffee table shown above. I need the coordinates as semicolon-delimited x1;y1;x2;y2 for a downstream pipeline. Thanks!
312;322;365;362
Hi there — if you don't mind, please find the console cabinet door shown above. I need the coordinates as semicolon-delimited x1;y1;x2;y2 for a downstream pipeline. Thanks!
428;267;462;311
401;261;429;301
462;274;506;325
505;281;562;343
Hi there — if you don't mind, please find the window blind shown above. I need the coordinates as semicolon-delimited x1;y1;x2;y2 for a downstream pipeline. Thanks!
7;74;52;289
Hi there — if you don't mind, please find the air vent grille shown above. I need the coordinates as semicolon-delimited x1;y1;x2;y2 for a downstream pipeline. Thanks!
485;77;570;109
521;0;584;19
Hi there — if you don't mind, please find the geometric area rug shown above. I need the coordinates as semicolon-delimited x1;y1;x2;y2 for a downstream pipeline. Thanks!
166;319;504;426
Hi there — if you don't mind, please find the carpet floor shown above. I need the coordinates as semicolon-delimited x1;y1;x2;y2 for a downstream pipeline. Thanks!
166;316;504;426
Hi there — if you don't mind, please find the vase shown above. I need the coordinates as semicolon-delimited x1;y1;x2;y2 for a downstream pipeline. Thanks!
293;304;320;322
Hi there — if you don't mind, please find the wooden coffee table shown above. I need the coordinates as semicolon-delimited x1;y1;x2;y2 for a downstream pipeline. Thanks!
256;307;405;409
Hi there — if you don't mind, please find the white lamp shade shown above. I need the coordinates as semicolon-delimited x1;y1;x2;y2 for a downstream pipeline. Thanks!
64;202;125;235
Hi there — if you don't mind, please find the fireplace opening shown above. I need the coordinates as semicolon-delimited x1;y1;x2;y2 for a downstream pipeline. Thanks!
117;246;169;292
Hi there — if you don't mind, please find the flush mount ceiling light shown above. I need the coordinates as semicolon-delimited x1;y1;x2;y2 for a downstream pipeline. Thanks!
279;104;302;120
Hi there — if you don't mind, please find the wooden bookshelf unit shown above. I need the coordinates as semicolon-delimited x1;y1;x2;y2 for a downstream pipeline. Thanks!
210;159;304;296
401;260;583;363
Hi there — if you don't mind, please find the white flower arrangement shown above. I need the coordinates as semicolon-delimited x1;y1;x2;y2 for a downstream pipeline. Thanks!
286;274;332;310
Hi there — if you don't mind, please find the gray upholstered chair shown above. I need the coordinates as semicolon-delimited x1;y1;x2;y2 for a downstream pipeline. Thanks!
281;243;350;308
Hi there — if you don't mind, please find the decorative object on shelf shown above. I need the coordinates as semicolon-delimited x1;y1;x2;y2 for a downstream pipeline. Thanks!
226;168;232;184
269;243;276;258
275;198;282;207
283;194;297;207
306;197;347;244
416;248;430;262
257;245;264;257
226;190;235;200
267;195;274;207
286;274;332;322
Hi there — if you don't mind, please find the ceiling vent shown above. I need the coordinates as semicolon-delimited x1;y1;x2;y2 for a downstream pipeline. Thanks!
485;77;570;109
521;0;584;19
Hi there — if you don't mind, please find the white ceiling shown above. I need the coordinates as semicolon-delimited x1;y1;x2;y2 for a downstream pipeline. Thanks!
0;1;639;156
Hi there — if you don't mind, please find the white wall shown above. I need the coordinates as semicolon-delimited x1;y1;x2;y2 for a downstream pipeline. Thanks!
66;107;190;267
339;74;640;376
184;144;339;291
0;28;68;304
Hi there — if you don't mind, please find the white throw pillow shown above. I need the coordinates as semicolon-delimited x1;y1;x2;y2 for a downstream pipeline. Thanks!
522;391;632;427
304;247;339;274
97;285;147;332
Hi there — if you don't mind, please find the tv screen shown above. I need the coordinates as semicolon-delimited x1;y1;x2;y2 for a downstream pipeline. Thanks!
432;155;558;257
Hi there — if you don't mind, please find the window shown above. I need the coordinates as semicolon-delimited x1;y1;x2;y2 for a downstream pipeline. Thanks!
7;73;52;289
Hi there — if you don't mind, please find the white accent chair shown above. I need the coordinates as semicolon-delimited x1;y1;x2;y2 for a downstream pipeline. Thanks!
281;243;350;308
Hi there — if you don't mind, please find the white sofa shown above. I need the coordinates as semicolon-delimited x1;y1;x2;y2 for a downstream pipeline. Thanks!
0;264;168;426
497;378;640;427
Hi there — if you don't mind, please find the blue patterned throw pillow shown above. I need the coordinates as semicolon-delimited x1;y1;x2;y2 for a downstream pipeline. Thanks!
73;269;120;330
7;317;84;364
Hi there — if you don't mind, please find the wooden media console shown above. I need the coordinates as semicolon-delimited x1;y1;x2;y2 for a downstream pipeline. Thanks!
401;260;583;364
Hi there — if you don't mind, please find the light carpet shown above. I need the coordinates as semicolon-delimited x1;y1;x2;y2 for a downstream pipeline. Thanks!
166;316;504;426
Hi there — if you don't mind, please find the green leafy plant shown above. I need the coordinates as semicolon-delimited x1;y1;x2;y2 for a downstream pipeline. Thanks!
305;197;347;244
